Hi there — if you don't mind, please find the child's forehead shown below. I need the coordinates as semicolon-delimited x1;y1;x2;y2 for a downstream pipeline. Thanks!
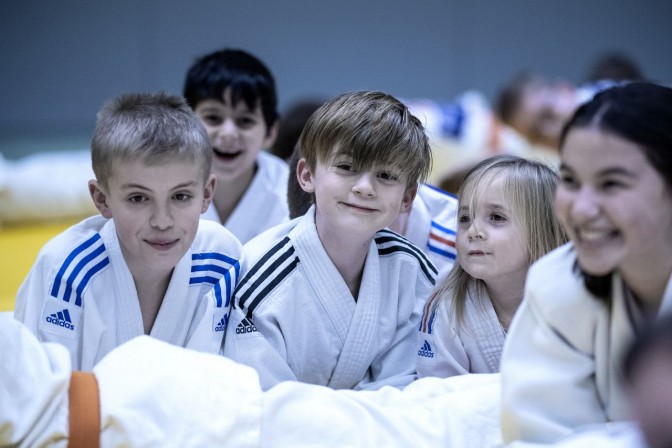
460;171;510;205
323;144;403;170
109;155;206;176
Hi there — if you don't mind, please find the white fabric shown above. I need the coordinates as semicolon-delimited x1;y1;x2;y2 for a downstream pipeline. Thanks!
224;206;437;390
507;422;646;448
14;215;242;370
500;242;672;444
201;151;290;244
405;184;458;282
0;149;96;224
417;286;505;378
1;314;502;447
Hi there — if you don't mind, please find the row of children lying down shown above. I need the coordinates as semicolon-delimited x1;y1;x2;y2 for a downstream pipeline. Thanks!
7;81;672;447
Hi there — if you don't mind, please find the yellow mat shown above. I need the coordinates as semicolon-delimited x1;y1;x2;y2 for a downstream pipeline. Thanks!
0;219;81;311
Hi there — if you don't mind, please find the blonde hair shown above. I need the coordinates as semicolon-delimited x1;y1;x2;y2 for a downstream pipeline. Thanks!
433;155;567;327
298;91;431;191
91;92;212;188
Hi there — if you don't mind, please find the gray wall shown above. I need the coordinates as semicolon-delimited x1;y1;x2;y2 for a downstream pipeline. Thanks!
1;0;670;158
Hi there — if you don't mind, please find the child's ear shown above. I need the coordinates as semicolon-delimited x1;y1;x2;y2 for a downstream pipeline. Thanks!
263;121;279;149
89;180;113;219
296;158;315;193
201;173;217;213
400;185;417;213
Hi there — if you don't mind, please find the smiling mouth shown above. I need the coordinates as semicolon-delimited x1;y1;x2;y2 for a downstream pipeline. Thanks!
343;202;376;212
213;148;242;160
147;239;179;250
576;229;617;243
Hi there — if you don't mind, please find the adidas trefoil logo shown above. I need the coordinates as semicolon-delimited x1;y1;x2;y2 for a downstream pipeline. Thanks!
235;317;258;335
214;315;228;332
418;339;434;358
46;309;76;331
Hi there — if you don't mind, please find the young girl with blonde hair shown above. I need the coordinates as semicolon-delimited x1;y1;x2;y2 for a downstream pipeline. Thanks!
417;154;567;377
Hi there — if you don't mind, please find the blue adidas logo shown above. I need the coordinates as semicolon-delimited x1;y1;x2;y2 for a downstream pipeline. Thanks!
214;315;228;332
45;309;76;331
418;340;434;358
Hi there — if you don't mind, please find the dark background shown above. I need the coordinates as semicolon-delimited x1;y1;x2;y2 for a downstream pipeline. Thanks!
2;0;670;158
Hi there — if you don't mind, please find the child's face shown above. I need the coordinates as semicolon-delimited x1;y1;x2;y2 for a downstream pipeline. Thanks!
88;159;215;275
195;89;277;183
555;128;672;286
296;152;415;244
510;82;577;149
456;175;528;287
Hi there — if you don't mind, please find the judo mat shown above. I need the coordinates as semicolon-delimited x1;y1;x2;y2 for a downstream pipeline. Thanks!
0;218;79;311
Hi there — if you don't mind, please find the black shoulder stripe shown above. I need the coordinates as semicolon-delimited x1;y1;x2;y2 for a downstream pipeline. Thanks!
234;236;292;305
236;239;298;311
245;256;300;319
375;230;438;276
377;245;436;286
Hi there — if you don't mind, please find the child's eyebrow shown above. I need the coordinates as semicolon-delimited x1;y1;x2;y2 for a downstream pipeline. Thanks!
120;181;198;190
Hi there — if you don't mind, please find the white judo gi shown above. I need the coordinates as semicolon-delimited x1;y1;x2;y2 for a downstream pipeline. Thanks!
14;215;242;370
224;206;437;390
500;243;672;444
201;151;290;244
405;184;458;282
417;286;505;378
0;314;503;447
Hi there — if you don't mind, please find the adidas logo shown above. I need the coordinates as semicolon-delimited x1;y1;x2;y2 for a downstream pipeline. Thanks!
235;317;258;334
214;315;228;332
418;340;434;358
46;309;76;331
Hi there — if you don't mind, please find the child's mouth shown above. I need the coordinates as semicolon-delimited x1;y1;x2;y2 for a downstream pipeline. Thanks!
213;148;242;160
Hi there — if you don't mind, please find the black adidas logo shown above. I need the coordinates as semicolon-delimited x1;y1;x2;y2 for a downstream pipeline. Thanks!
46;309;75;331
418;340;434;358
235;317;258;334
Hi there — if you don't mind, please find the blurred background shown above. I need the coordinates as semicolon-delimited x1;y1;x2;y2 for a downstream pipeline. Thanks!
1;0;671;158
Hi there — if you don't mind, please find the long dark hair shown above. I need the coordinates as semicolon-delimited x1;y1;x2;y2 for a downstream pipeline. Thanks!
559;82;672;300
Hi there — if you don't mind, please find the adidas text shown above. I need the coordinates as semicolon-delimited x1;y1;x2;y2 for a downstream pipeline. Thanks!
418;349;434;358
46;316;75;331
236;318;258;334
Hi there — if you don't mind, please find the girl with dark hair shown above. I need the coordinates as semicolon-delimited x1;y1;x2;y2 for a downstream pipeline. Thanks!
500;82;672;444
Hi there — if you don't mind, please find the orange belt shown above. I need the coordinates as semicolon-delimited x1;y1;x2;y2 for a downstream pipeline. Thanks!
68;371;100;448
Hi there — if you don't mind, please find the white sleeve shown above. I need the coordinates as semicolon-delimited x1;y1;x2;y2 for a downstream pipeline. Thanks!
500;293;606;443
262;373;501;447
0;315;71;447
94;336;263;447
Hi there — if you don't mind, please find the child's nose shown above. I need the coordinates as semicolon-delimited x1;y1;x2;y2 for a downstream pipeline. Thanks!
352;173;376;197
571;187;600;222
150;205;174;230
214;119;237;141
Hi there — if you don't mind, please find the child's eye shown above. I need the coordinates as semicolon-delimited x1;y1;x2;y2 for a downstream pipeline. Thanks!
559;172;578;189
173;193;192;202
335;162;354;171
458;214;471;225
201;114;223;126
128;195;147;204
237;116;257;128
490;213;507;222
378;171;399;181
600;178;626;191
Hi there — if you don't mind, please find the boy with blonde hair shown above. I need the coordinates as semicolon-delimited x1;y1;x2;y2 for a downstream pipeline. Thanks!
225;91;437;390
14;92;242;370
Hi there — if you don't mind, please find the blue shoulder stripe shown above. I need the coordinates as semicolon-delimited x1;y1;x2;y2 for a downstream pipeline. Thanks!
50;233;110;307
190;252;241;308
